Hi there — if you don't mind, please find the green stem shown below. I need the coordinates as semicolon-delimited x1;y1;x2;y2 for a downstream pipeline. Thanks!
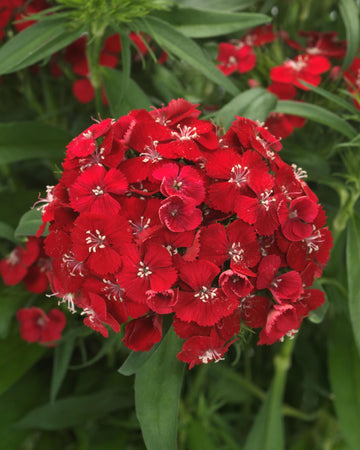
86;27;106;116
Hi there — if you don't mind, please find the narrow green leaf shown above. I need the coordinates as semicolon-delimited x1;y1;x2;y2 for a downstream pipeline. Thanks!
175;0;254;12
118;341;161;376
135;328;184;450
339;0;360;70
153;8;270;38
0;222;16;243
50;333;76;402
0;16;84;75
244;338;295;450
213;88;276;129
274;101;357;139
299;81;359;114
102;67;151;118
15;209;43;238
347;216;360;356
16;387;133;430
139;15;239;96
329;314;360;449
0;333;46;397
0;122;71;164
243;380;285;450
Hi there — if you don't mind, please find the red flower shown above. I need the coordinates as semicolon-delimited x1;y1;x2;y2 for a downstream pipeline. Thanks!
17;307;66;345
69;165;128;214
159;195;202;232
174;260;239;326
270;54;331;90
0;237;40;285
71;213;131;275
123;313;163;352
217;43;256;76
277;196;318;241
177;335;236;369
258;304;300;345
117;242;177;303
257;255;303;302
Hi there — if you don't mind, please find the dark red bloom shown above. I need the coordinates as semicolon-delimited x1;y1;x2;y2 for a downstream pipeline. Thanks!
123;313;163;352
17;307;66;345
177;335;236;369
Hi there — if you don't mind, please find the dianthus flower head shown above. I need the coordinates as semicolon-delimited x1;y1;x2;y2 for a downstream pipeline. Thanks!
34;101;332;368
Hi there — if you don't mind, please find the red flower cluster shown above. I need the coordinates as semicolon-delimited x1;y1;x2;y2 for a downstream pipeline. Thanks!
0;236;50;293
36;99;332;369
217;27;349;139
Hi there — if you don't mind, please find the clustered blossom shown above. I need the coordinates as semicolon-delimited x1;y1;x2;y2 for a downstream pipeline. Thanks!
34;99;332;369
217;26;350;138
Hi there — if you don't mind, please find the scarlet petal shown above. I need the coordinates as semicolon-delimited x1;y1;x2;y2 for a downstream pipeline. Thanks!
159;196;202;232
123;314;163;352
73;79;95;103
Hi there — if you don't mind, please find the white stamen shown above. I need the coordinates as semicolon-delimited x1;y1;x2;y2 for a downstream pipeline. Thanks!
194;286;217;303
137;261;152;278
228;165;249;187
171;124;198;141
85;229;106;252
199;349;224;364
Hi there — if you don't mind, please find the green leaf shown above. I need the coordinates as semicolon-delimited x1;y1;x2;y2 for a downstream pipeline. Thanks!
244;338;295;450
243;379;285;450
102;67;151;118
15;209;43;238
16;387;133;430
118;341;161;376
153;8;270;38
138;15;239;96
50;333;76;402
339;0;360;70
0;16;84;75
0;222;16;243
347;216;360;356
0;122;71;164
213;88;277;129
329;314;360;450
0;333;46;397
274;101;357;139
299;81;359;114
0;286;29;339
174;0;254;12
135;328;184;450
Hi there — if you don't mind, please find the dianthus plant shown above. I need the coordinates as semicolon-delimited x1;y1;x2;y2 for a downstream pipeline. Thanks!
38;98;332;369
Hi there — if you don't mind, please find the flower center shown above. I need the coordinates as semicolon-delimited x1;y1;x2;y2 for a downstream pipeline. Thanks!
137;261;152;278
171;125;198;141
228;164;249;187
140;140;163;163
194;286;217;303
85;229;106;252
6;248;20;266
228;242;244;262
62;253;85;276
304;229;323;253
288;56;308;71
199;349;224;364
259;189;275;211
102;279;125;302
129;216;151;234
92;185;105;196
